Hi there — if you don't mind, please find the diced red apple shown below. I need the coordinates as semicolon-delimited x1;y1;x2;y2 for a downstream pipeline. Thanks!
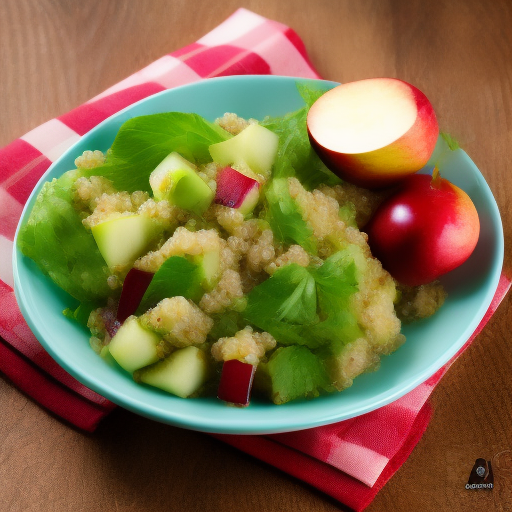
217;359;257;407
117;268;154;323
307;78;439;188
215;166;260;216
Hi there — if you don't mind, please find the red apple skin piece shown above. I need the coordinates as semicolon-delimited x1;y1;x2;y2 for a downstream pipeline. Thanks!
365;173;480;286
117;268;154;323
100;308;121;339
307;78;439;189
215;166;260;214
217;359;257;407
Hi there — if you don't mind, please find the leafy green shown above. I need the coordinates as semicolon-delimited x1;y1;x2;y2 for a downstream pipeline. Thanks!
243;264;319;347
136;256;203;313
62;301;97;326
307;250;363;345
261;83;341;189
440;132;460;151
17;170;112;302
208;310;245;340
264;178;317;254
86;113;230;193
243;251;363;350
259;345;331;404
338;202;357;228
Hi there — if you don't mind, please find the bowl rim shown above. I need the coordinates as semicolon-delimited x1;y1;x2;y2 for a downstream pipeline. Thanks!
12;75;505;434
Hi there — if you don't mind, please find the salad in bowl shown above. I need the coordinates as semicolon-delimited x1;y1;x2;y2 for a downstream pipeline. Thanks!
13;76;503;433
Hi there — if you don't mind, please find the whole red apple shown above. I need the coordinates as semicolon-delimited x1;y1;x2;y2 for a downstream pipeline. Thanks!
365;171;480;286
307;78;439;188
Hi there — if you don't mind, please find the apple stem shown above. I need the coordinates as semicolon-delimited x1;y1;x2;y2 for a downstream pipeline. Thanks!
431;166;443;188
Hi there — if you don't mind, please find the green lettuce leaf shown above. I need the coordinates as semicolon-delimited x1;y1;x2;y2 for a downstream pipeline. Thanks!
259;345;331;404
264;178;317;254
307;250;363;345
136;256;203;313
243;264;319;347
17;170;112;302
261;83;341;189
86;113;230;193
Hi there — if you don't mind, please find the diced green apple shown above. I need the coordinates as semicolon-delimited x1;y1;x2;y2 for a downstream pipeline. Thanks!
108;316;162;373
91;214;161;269
193;250;221;290
138;346;211;398
149;152;214;215
209;124;279;176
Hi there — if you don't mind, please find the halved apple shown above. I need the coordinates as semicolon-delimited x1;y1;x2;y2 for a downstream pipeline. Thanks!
307;78;439;188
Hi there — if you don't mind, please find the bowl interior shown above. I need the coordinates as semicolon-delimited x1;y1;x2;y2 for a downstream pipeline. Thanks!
13;76;504;434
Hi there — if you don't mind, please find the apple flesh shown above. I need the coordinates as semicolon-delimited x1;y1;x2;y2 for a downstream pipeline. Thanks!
307;78;439;188
215;166;260;216
108;316;162;373
365;172;480;286
117;268;154;323
91;214;161;269
209;124;279;177
149;152;214;215
217;359;257;406
138;346;211;398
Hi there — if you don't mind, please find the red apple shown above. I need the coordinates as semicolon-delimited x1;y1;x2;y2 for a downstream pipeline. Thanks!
215;166;260;215
365;171;480;286
307;78;439;188
117;267;154;323
217;359;256;406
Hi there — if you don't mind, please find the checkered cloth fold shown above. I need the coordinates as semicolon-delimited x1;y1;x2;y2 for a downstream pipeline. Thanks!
0;9;509;511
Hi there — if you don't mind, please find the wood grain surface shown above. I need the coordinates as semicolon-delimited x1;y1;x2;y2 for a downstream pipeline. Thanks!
1;1;511;511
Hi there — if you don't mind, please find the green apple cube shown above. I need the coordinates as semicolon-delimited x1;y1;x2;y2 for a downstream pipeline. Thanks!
138;346;211;398
91;214;160;269
108;316;162;373
194;250;221;290
149;152;214;215
209;124;279;176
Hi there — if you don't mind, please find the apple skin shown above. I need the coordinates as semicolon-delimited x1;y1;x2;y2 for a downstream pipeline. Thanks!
117;268;154;323
307;78;439;188
217;359;256;406
215;166;260;215
365;173;480;286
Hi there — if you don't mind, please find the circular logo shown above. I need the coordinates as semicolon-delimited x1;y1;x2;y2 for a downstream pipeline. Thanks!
476;466;486;477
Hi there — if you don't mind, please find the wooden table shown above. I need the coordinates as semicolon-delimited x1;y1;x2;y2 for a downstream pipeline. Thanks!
1;1;510;510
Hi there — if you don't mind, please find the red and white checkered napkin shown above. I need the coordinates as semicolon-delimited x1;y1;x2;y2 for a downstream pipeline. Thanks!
0;8;509;511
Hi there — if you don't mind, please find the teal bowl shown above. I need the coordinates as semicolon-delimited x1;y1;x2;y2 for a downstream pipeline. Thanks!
13;76;504;434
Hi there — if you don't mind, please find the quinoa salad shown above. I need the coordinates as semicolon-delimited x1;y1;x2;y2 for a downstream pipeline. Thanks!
18;85;446;405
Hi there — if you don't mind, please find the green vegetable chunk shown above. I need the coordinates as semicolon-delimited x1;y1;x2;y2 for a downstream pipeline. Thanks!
243;264;319;348
257;346;331;404
137;346;211;398
137;256;204;314
17;170;111;302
